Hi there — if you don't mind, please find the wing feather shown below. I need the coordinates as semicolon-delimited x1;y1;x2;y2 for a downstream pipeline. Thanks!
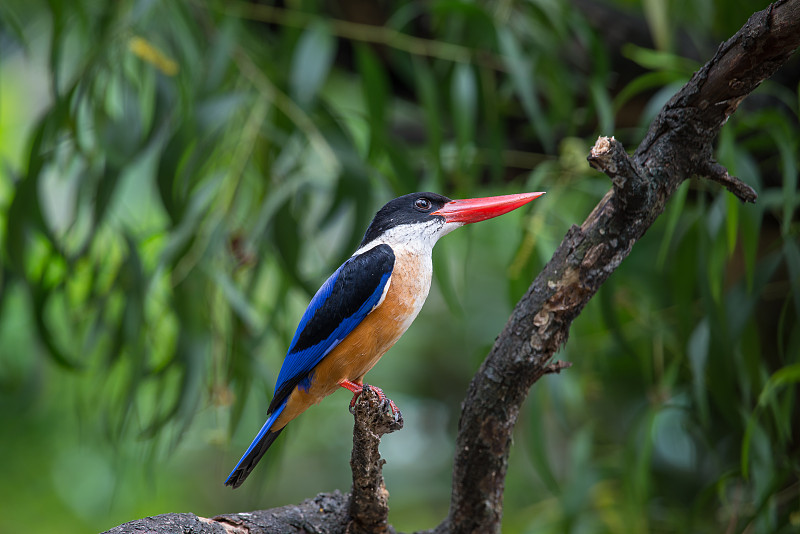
267;244;395;413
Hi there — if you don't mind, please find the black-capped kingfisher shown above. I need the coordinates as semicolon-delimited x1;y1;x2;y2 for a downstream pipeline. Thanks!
224;191;544;488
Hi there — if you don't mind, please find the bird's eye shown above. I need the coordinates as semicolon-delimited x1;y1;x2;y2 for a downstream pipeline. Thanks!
414;198;432;211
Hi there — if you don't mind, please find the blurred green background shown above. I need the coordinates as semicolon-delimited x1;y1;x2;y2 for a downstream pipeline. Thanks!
0;0;798;532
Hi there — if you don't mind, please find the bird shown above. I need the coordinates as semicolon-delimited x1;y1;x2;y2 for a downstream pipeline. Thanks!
224;190;544;488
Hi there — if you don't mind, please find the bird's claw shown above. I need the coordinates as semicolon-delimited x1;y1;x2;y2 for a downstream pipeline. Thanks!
381;398;402;423
347;383;400;420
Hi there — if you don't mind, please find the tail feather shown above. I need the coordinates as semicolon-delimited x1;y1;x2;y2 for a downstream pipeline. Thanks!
224;402;287;488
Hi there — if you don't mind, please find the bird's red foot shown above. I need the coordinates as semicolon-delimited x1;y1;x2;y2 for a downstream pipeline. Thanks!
339;379;399;417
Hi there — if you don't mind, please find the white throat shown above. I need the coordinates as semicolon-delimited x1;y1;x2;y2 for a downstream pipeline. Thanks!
354;219;462;257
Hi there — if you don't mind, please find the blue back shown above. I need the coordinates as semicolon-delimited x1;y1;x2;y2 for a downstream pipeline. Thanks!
268;244;395;413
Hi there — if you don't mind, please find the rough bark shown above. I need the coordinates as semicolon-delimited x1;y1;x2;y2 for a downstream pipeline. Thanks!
104;1;800;533
441;2;797;533
103;492;350;534
347;388;404;534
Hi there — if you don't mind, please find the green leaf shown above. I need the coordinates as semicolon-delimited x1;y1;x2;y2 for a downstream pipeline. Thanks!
412;57;443;181
704;196;728;304
741;414;753;480
451;62;477;148
31;285;81;370
432;239;463;318
525;388;561;495
742;363;800;478
621;43;697;73
6;111;58;274
212;270;263;333
273;198;308;294
589;77;614;134
355;43;389;157
725;194;739;258
783;240;800;319
735;153;763;291
94;163;122;227
156;128;193;224
117;236;147;363
480;66;505;182
688;319;710;425
707;232;726;305
768;124;798;236
5;178;38;275
0;2;28;52
497;28;552;152
656;180;689;268
289;20;336;108
642;0;671;51
385;142;417;192
614;71;682;112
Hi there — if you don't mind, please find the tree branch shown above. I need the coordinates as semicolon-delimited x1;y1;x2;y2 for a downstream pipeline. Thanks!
442;1;799;532
104;388;401;534
348;387;404;534
103;492;350;534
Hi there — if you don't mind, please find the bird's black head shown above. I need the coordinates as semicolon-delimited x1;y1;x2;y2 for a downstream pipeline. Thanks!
359;192;452;248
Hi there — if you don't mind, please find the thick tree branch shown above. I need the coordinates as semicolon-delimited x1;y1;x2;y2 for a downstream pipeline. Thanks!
103;492;350;534
441;1;799;533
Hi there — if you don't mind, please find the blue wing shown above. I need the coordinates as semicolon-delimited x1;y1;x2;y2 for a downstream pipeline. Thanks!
267;244;395;414
225;244;394;488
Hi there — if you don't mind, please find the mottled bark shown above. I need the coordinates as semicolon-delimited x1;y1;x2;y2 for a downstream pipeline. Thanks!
103;492;350;534
104;1;800;533
442;2;797;533
347;387;404;534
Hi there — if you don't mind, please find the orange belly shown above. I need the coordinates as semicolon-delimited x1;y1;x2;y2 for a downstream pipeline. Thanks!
272;247;431;430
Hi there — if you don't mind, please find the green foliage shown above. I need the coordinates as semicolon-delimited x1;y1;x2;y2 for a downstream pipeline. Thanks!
0;0;797;533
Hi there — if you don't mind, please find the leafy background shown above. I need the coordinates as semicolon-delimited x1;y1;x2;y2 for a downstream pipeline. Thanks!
0;0;798;532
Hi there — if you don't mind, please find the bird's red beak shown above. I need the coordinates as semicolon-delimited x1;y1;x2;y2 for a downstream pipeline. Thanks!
432;192;545;224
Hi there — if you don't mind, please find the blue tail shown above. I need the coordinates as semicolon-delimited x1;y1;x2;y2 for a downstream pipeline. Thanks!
224;401;287;488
